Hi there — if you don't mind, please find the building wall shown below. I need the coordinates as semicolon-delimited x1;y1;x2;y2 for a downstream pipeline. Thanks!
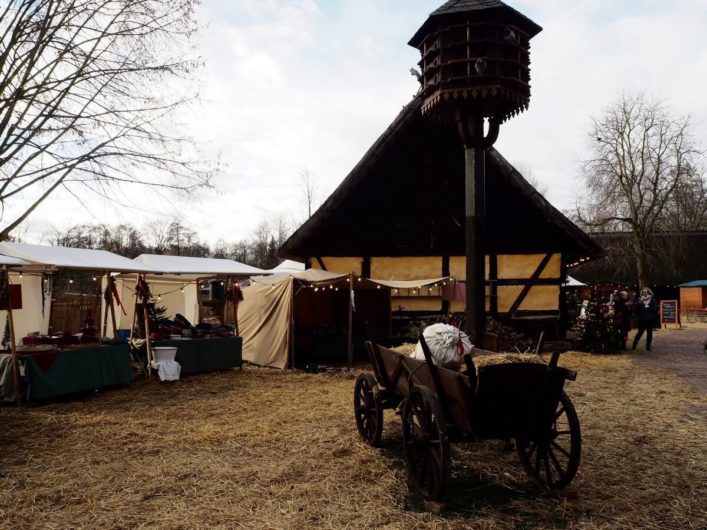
680;287;706;313
311;253;564;315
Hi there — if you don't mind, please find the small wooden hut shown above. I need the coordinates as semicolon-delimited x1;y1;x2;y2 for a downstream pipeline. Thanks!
280;97;600;336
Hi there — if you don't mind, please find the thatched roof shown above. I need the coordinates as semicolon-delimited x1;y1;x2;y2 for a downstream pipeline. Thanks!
570;232;707;287
280;96;600;263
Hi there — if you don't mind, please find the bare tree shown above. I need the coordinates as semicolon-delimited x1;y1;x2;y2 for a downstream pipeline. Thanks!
576;94;705;287
0;0;213;242
516;163;548;196
142;218;171;254
301;169;318;219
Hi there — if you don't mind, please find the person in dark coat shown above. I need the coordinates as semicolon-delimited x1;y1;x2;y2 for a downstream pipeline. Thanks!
632;287;658;351
613;291;631;349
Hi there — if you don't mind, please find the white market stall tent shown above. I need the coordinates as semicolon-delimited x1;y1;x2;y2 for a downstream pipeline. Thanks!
110;254;269;337
0;254;30;404
268;260;305;274
0;242;156;339
239;270;450;370
110;254;272;381
0;242;159;403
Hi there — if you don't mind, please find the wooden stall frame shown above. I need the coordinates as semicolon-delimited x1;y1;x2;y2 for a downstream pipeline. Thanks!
3;267;22;406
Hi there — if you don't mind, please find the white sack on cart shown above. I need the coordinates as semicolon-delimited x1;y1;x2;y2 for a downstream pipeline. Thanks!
411;323;473;369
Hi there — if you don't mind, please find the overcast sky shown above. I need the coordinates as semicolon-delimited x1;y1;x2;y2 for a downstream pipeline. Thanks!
15;0;707;245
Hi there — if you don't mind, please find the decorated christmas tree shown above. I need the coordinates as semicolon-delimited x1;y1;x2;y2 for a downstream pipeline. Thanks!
571;289;624;354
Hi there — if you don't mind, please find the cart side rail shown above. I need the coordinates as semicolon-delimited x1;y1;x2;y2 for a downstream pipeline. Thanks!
370;342;410;396
404;336;476;434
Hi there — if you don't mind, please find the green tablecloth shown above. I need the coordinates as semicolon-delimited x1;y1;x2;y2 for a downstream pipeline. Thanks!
23;344;132;401
154;337;242;375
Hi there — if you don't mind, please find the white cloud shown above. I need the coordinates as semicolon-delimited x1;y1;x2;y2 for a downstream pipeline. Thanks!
9;0;707;246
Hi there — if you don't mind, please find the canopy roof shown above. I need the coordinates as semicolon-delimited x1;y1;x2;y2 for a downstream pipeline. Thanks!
0;242;156;273
133;254;267;277
269;260;305;274
565;276;586;287
0;254;30;267
679;280;707;288
251;269;346;285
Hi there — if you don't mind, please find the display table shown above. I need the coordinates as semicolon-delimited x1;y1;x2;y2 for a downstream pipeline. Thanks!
22;344;132;401
153;337;242;375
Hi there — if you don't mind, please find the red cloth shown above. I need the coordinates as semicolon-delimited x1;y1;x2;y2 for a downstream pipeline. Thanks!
19;347;61;373
441;282;466;303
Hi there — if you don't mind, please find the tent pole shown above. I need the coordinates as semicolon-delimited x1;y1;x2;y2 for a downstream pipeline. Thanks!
101;274;110;337
141;274;154;380
196;277;204;324
129;275;138;342
233;277;240;336
108;274;118;339
4;267;22;407
94;271;104;334
347;273;353;371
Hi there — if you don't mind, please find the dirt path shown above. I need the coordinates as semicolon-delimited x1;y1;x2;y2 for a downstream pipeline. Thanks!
629;325;707;398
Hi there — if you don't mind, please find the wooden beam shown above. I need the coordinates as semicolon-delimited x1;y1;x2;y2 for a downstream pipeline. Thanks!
494;278;560;286
507;253;553;317
347;273;353;370
489;254;498;316
362;257;371;278
3;268;22;406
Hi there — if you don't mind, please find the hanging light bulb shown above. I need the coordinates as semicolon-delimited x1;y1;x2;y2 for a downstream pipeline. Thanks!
69;278;74;284
19;273;23;279
314;287;319;292
92;276;97;281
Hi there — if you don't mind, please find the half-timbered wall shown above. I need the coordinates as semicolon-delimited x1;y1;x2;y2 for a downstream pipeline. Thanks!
311;253;564;317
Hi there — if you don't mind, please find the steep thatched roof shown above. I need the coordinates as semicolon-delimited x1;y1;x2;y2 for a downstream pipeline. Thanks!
280;96;600;262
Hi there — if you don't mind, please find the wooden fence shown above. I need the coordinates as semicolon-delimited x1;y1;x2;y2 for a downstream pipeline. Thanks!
50;296;100;334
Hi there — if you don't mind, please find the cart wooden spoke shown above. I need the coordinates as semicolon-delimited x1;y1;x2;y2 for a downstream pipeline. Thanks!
353;373;383;446
353;338;582;504
517;392;581;489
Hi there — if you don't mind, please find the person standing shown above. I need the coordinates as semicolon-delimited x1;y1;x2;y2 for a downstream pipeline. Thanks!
632;287;658;351
613;291;631;349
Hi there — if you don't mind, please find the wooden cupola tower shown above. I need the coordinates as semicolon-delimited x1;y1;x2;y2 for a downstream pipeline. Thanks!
409;0;542;124
409;1;542;346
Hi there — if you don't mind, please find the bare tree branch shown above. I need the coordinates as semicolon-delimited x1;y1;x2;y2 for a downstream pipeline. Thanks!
575;94;706;286
0;0;214;241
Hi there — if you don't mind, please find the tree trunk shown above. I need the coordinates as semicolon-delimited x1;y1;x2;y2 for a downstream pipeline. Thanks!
633;237;650;288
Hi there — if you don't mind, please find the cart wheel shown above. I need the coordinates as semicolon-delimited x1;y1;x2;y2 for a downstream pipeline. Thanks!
402;385;450;501
353;374;383;446
517;391;581;490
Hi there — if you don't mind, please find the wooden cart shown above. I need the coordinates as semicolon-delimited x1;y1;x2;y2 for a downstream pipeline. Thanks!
353;337;581;502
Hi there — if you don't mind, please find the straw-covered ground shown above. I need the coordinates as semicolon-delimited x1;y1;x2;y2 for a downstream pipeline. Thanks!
1;349;705;529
